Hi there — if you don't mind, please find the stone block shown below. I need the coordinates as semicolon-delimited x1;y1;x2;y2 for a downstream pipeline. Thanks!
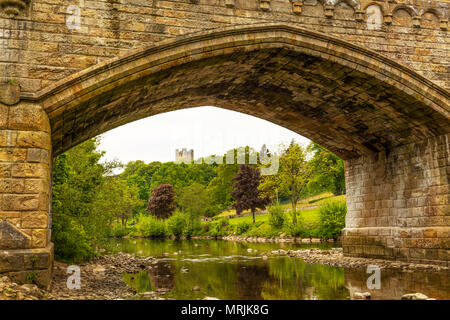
0;219;31;249
20;211;48;229
1;194;40;211
11;163;48;179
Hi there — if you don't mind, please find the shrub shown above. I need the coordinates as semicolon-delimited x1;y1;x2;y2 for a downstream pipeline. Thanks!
267;204;286;229
135;214;167;238
318;200;347;240
183;212;202;237
52;213;95;262
209;218;231;237
202;221;211;234
109;223;134;237
283;222;305;237
167;211;185;238
235;221;252;235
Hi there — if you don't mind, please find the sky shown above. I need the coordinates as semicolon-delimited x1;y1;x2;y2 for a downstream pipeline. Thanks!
98;106;309;165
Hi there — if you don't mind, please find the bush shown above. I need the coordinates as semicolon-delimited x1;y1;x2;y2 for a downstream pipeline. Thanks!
135;214;167;237
183;212;202;237
109;223;134;237
167;211;185;238
235;221;252;235
52;212;95;262
318;200;347;240
283;222;306;237
268;204;286;229
202;221;211;234
209;218;231;237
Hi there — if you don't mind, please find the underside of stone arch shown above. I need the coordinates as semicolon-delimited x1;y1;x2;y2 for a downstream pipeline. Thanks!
1;24;449;288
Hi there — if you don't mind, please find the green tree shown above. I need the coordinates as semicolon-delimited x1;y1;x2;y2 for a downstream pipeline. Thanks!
51;138;120;262
279;141;313;225
307;142;345;195
94;177;143;226
178;182;209;216
121;160;161;208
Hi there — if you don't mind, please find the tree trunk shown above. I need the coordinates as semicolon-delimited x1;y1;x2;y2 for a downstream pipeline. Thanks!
292;185;297;224
252;208;255;224
292;198;297;224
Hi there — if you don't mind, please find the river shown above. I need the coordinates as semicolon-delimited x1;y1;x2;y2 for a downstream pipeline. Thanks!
107;238;449;300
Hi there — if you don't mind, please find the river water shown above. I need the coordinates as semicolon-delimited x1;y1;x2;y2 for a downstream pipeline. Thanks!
108;239;449;300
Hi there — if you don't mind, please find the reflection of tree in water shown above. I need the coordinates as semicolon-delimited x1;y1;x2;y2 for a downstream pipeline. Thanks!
148;260;176;291
261;257;349;300
123;271;154;293
235;264;270;300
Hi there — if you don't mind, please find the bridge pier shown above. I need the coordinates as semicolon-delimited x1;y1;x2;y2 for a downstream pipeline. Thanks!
0;100;53;289
343;134;449;266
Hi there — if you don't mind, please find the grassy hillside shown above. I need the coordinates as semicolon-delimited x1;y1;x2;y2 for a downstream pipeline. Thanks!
215;192;346;219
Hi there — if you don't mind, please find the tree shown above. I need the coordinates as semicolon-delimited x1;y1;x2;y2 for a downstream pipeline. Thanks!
207;162;238;211
178;183;209;216
51;137;121;262
94;177;142;226
307;142;345;195
279;141;313;225
146;184;176;219
258;172;288;204
121;160;161;208
231;165;270;224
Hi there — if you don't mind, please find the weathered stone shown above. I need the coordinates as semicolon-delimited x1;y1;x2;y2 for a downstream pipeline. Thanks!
11;163;48;179
20;212;48;229
0;219;31;249
0;84;20;106
8;104;50;132
343;134;450;264
401;293;429;300
2;194;40;211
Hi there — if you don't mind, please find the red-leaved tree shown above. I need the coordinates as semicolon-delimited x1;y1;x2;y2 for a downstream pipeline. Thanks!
146;184;176;219
231;165;270;224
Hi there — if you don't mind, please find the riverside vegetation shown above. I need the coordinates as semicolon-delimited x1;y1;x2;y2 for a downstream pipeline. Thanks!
51;137;346;263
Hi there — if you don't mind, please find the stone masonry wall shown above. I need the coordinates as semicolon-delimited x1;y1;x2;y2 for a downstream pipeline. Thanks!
343;133;450;265
0;99;53;288
0;0;448;95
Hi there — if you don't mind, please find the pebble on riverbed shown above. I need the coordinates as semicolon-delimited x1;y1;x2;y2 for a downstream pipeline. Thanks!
401;293;429;300
353;292;371;300
0;276;54;300
50;253;161;300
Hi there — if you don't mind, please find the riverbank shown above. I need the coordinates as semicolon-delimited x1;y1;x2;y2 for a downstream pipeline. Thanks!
49;253;166;300
0;276;55;300
125;234;335;243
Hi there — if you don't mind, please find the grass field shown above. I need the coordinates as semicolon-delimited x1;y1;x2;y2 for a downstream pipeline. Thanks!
226;207;321;225
215;192;346;219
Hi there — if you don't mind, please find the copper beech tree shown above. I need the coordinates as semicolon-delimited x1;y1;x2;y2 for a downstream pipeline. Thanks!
146;184;176;219
231;165;270;224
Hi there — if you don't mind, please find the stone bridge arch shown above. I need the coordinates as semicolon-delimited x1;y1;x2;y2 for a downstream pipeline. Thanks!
0;23;449;288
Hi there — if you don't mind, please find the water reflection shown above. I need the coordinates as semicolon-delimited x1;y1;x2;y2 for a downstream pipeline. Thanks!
108;239;449;300
345;268;450;300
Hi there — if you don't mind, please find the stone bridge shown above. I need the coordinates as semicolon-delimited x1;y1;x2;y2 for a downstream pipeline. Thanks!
0;0;449;288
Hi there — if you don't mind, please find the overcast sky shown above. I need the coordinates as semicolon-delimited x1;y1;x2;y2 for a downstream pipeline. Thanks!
98;106;309;166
